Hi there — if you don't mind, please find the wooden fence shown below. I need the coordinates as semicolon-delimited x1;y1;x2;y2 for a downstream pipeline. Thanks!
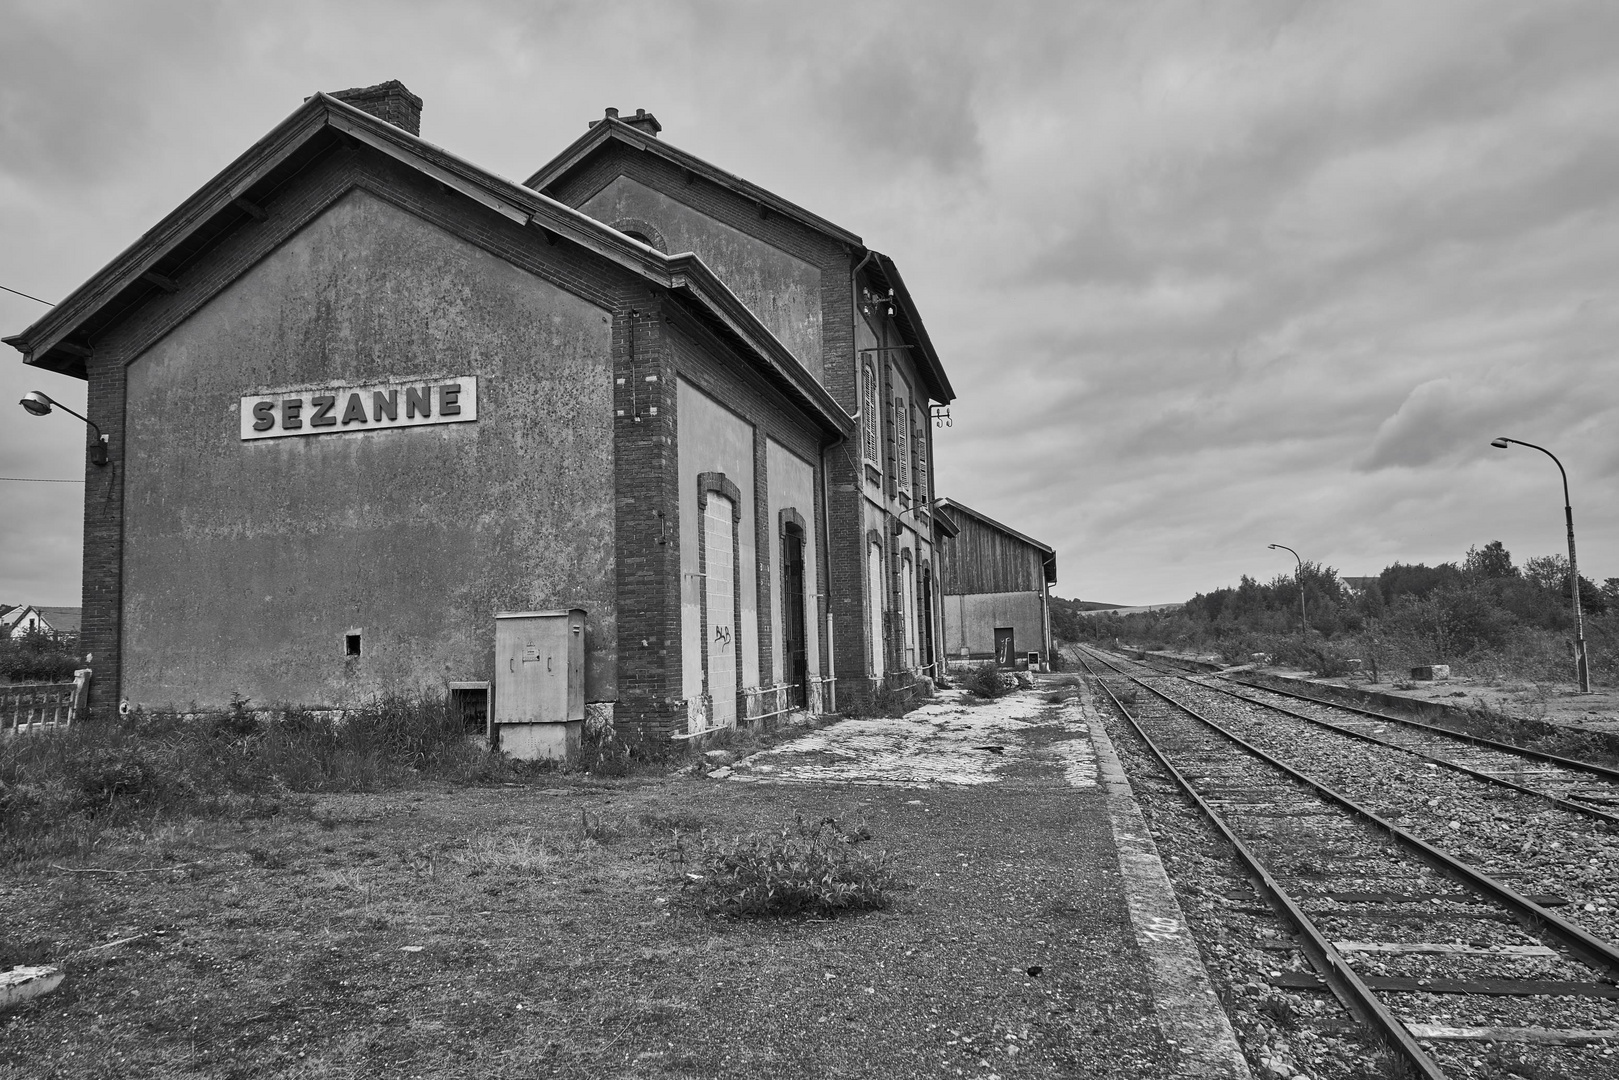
1;670;89;734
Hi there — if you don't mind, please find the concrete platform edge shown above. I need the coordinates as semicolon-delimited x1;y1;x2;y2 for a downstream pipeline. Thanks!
1082;685;1253;1079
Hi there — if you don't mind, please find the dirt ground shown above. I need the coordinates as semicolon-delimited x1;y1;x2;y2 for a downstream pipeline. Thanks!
1274;669;1619;733
1151;648;1619;733
0;689;1176;1080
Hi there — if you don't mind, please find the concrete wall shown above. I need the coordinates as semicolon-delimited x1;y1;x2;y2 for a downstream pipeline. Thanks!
942;590;1046;660
675;376;759;726
580;176;824;381
120;188;615;708
764;438;820;685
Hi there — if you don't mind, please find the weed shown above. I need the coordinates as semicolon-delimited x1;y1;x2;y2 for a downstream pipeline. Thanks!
641;811;705;834
581;723;685;778
1257;994;1299;1031
678;815;900;919
455;832;556;877
577;810;628;844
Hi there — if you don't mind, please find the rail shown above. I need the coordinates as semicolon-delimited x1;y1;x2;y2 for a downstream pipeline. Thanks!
1077;650;1449;1079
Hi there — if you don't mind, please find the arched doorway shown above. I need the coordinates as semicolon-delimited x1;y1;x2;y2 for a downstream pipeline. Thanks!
781;521;808;708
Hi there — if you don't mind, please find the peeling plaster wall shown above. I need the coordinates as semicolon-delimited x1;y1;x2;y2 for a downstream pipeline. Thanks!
580;176;823;380
120;189;615;708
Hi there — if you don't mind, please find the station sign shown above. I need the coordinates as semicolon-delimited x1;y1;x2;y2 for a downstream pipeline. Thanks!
239;376;477;441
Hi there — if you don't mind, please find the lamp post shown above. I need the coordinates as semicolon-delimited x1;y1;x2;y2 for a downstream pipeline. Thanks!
1269;543;1308;637
18;390;107;466
1491;437;1590;693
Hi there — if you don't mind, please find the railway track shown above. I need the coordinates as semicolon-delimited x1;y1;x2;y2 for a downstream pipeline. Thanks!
1072;644;1619;1080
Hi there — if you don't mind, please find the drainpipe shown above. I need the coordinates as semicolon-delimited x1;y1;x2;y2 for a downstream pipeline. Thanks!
821;439;839;714
821;247;879;713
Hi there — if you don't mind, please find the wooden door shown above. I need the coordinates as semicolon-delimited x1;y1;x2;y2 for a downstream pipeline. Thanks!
782;525;808;708
994;627;1015;668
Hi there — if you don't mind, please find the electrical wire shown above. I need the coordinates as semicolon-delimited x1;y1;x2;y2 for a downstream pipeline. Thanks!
0;284;53;306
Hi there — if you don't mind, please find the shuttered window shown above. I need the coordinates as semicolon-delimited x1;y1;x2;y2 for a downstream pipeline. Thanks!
862;363;880;465
912;406;927;503
895;396;909;490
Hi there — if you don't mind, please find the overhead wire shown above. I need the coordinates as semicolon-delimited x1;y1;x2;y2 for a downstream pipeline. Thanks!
1;284;54;306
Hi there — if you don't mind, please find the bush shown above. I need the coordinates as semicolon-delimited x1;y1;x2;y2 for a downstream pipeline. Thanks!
961;662;1011;699
0;630;79;683
676;815;899;919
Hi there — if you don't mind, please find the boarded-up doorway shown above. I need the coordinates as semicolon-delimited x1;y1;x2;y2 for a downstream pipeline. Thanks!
703;494;738;727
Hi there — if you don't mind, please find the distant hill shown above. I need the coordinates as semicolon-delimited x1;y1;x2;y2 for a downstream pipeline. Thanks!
1049;596;1187;642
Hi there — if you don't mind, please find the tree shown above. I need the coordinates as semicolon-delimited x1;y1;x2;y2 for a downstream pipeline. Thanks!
1464;541;1516;581
1523;554;1569;593
1379;562;1463;602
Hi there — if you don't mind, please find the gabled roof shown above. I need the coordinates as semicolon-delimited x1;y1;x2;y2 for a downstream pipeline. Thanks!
524;116;864;249
1;605;39;634
527;115;955;405
36;606;81;634
937;498;1057;585
5;94;853;442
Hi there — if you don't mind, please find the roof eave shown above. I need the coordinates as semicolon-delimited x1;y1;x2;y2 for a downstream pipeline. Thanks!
871;253;953;404
524;120;863;248
6;99;335;375
7;94;850;442
937;498;1054;556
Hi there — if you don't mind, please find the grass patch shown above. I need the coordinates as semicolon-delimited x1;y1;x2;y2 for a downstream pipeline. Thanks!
0;692;533;867
674;815;901;919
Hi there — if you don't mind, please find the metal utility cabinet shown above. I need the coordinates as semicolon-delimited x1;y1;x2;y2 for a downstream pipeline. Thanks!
494;609;586;762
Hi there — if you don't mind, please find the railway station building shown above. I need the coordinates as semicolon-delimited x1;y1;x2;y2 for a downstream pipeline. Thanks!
935;499;1057;670
6;82;955;750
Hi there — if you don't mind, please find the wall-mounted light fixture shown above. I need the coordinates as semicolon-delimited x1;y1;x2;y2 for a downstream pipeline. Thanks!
861;287;895;318
19;390;107;466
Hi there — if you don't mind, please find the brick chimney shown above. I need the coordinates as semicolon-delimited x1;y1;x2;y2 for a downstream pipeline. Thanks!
324;80;423;136
588;106;661;137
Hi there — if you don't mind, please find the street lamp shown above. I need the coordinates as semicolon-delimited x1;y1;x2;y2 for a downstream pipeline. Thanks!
1491;436;1590;693
18;390;107;466
1269;543;1308;636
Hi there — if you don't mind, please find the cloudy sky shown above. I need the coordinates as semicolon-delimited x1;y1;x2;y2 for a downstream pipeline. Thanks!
3;0;1617;607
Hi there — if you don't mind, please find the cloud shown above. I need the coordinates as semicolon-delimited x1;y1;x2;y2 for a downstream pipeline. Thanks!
5;0;1619;607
